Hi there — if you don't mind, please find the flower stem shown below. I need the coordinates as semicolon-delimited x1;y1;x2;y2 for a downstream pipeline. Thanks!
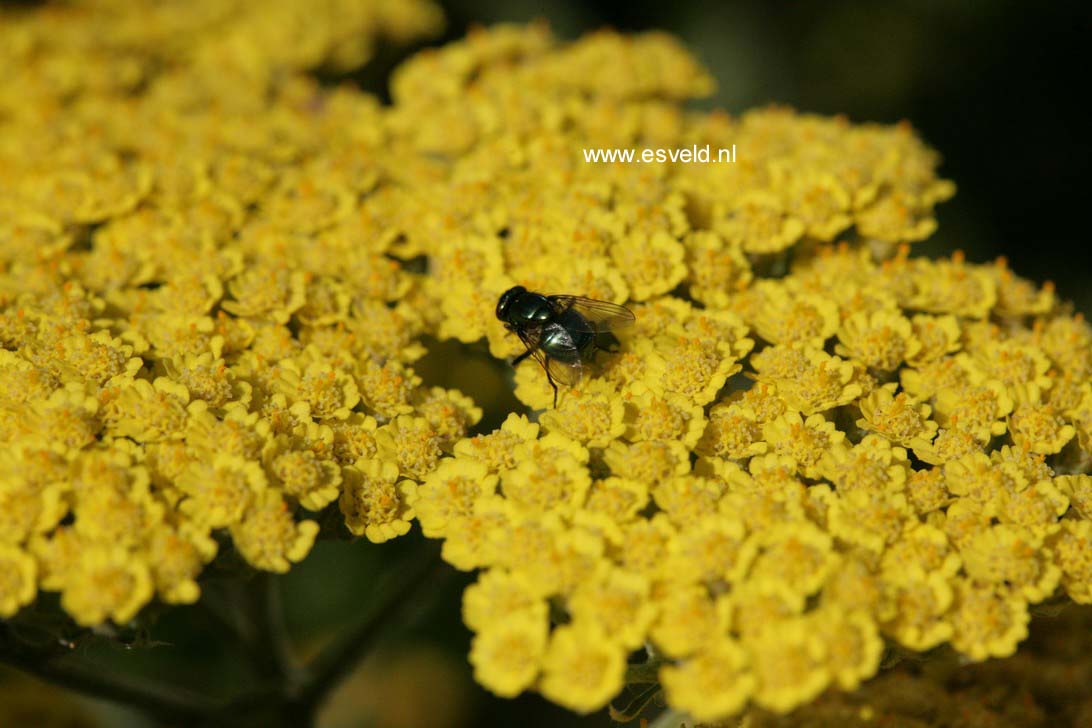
0;632;216;723
293;540;446;715
248;572;298;687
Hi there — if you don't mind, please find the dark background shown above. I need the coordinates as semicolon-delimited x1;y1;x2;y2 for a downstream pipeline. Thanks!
4;2;1089;727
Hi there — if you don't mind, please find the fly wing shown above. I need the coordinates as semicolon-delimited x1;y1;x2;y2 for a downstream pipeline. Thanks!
512;326;584;386
547;295;636;335
546;353;584;387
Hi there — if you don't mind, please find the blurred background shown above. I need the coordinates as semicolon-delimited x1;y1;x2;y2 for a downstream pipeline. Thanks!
3;1;1089;727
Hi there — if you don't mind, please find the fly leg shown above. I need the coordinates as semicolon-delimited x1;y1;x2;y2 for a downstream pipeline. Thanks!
545;366;560;408
512;349;534;366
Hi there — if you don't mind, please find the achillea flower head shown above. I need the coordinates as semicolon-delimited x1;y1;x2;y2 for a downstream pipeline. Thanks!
0;4;1090;724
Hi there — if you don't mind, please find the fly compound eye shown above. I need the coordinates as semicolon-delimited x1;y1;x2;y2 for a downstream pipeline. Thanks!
496;286;526;321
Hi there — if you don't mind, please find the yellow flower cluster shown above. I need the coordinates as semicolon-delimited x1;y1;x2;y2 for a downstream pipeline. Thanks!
739;601;1092;728
377;25;1089;723
0;0;446;626
1;2;1090;723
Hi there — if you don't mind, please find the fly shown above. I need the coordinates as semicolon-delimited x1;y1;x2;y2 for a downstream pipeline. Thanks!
495;285;635;407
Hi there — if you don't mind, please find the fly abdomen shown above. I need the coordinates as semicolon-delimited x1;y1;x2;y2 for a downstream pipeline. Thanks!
540;316;593;362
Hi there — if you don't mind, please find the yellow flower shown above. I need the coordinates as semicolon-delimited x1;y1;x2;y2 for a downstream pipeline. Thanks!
716;191;805;255
906;467;950;515
819;435;908;494
59;546;154;627
566;567;657;650
0;545;37;617
959;524;1060;602
942;451;1023;508
856;384;938;449
356;359;420;419
538;380;626;448
1047;520;1092;604
609;230;687;300
339;458;415;543
880;569;953;650
948;579;1029;662
907;252;997;318
583;477;648;525
780;169;853;241
409;458;497;538
613;513;677;579
149;273;224;318
222;265;307;323
0;446;68;545
771;348;862;415
747;522;836;597
1056;474;1092;520
1008;403;1076;455
621;385;706;448
763;412;845;479
821;550;889;620
185;403;272;459
997;479;1068;536
652;476;725;528
836;309;920;372
900;355;972;400
745;617;830;714
749;286;841;348
326;412;380;465
469;612;548;699
538;622;626;713
856;190;938;243
907;314;962;365
659;636;755;722
462;568;549;634
932;380;1014;443
411;386;482;450
809;607;883;691
730;381;788;423
827;489;912;553
21;381;101;453
665;514;753;586
648;584;729;658
374;415;442;481
176;452;268;528
49;329;143;386
654;334;742;405
882;522;961;578
500;447;590;515
440;497;514;572
729;577;806;638
101;377;189;443
603;439;690;485
992;260;1056;317
144;525;216;605
0;349;60;405
495;518;603;598
262;435;342;511
967;340;1053;403
695;402;767;460
72;476;164;548
270;358;360;420
684;231;752;309
229;489;319;573
453;413;540;472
